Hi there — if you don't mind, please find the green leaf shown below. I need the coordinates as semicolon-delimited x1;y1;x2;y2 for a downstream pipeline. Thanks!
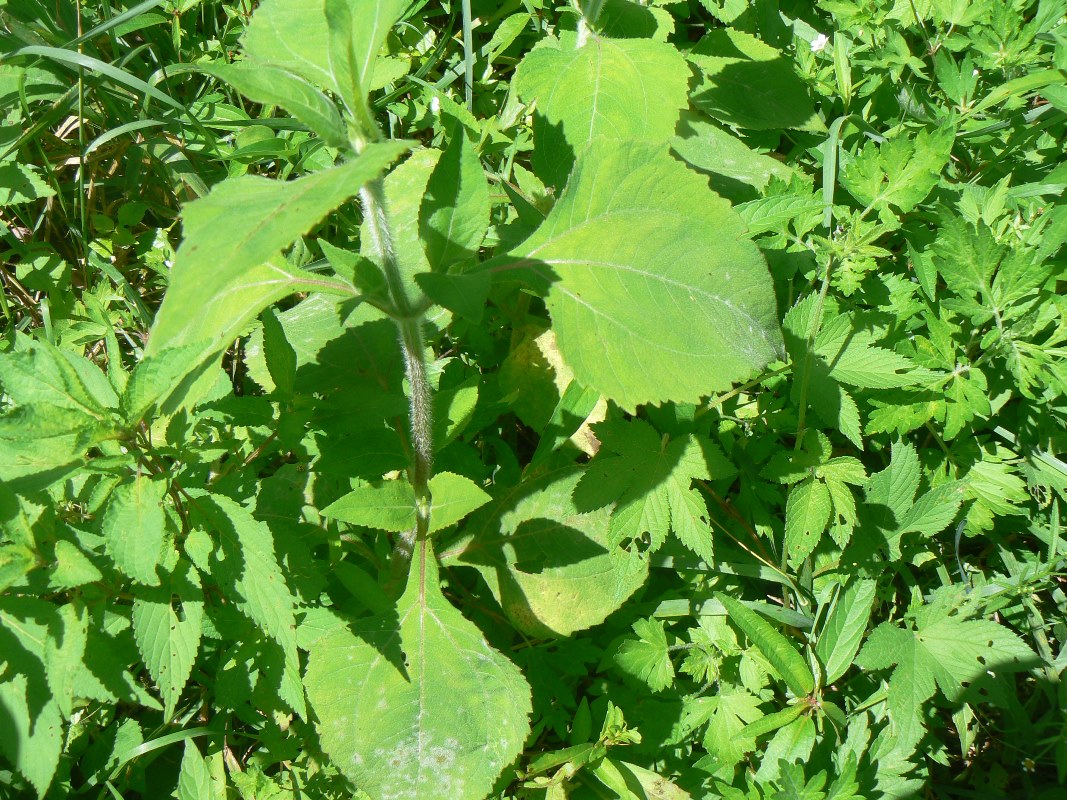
132;560;204;719
324;0;410;114
784;478;831;565
515;32;690;187
857;603;1038;743
614;617;675;692
688;29;821;131
414;270;491;322
0;162;56;205
42;602;88;719
443;468;649;637
0;339;114;421
146;143;406;410
574;419;732;561
815;579;876;685
0;674;63;797
305;540;531;800
491;140;783;410
717;593;814;697
841;127;954;223
197;493;304;717
238;0;336;92
49;539;103;590
427;472;491;533
261;307;298;399
420;126;491;271
672;111;795;202
322;481;416;532
102;475;168;586
204;62;348;148
176;741;225;800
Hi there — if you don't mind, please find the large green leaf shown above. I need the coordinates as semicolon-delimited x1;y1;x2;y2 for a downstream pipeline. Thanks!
146;143;406;411
443;468;648;637
515;31;689;187
491;141;783;410
305;540;531;800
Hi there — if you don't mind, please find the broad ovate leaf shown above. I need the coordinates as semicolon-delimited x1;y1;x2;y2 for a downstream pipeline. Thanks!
491;140;783;410
146;143;406;411
442;468;649;637
516;31;689;187
305;541;531;800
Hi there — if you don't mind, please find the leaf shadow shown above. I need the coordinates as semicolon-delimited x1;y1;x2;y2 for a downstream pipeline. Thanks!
690;42;815;131
529;114;576;193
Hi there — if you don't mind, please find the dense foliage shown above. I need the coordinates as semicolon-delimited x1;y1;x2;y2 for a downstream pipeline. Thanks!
1;1;1066;798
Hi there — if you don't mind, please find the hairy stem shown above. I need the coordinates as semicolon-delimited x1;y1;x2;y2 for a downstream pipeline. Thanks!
359;178;434;555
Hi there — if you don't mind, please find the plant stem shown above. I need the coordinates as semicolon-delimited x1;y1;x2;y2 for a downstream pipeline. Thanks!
359;178;434;554
461;0;474;111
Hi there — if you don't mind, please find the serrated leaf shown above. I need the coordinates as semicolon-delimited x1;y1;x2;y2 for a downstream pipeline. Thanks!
322;481;416;532
176;740;225;800
815;579;876;685
491;141;783;410
420;126;490;271
614;617;674;692
102;475;167;586
857;607;1038;742
784;478;831;565
574;419;728;560
42;602;88;720
0;338;113;420
49;539;102;590
427;472;491;533
415;270;491;322
197;494;304;717
132;561;204;720
305;540;531;800
672;111;795;202
241;0;334;91
841;127;954;223
718;593;814;698
515;32;689;187
0;162;56;205
0;674;62;797
443;468;648;637
146;143;407;411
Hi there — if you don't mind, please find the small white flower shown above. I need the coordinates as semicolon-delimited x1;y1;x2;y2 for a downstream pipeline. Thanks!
430;95;441;114
811;33;830;53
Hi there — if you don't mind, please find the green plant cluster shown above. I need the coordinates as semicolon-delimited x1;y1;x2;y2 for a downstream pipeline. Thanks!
1;1;1065;798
